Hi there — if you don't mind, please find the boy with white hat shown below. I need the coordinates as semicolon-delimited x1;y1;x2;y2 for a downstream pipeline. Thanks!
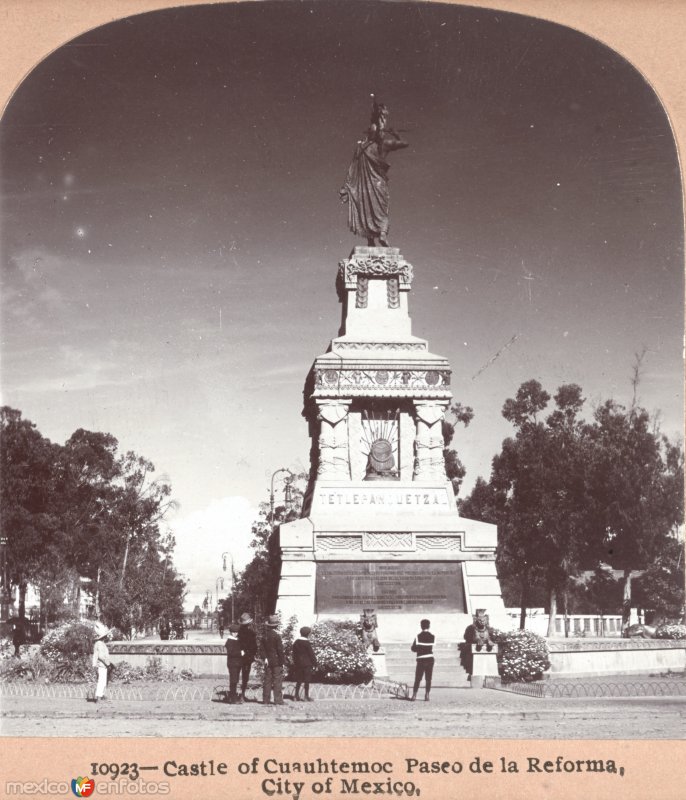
91;622;112;703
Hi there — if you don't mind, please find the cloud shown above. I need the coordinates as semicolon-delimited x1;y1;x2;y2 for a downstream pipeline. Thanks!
3;247;69;324
7;341;138;395
170;495;260;611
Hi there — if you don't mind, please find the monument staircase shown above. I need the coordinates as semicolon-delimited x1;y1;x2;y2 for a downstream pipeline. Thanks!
382;642;470;688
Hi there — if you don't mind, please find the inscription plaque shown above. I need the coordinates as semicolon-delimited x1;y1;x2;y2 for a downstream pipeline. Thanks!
315;486;452;510
315;561;466;613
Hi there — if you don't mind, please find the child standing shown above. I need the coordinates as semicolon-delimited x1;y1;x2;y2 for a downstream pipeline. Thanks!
410;618;435;701
91;622;112;703
238;612;257;701
292;626;317;702
224;623;244;703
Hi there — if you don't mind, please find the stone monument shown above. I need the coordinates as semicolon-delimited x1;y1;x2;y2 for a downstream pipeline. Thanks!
276;99;507;641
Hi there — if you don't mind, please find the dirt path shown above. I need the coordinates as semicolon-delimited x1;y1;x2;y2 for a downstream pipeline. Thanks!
2;690;685;739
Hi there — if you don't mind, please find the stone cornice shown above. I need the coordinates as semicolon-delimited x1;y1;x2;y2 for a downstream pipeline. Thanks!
312;366;451;398
339;248;414;289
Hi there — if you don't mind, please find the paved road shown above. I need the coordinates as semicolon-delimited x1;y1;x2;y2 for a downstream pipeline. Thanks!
3;689;685;739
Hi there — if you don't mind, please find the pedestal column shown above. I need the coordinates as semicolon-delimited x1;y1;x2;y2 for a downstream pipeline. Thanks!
413;401;449;481
316;400;352;480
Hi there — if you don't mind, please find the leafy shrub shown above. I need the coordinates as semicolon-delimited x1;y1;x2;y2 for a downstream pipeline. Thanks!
251;615;373;685
490;628;551;683
40;621;94;662
39;620;126;683
39;621;99;683
655;623;686;640
0;651;51;682
110;657;196;683
304;620;373;684
109;661;146;683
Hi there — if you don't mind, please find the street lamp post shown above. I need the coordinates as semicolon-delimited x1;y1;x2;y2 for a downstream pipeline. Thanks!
0;535;10;622
222;552;235;623
203;590;213;628
215;577;225;631
267;468;295;618
270;468;295;523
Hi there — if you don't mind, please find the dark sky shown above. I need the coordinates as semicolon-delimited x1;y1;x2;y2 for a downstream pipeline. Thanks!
1;1;682;604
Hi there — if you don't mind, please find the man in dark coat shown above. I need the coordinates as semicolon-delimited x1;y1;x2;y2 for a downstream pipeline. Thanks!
237;612;257;700
410;618;435;702
261;614;286;705
224;623;244;704
292;626;317;702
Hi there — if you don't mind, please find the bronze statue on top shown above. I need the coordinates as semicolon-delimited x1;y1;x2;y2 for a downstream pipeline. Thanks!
339;95;409;247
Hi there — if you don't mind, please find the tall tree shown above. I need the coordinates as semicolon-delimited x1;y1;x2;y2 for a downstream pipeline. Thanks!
1;407;186;634
232;471;307;621
0;407;61;620
587;401;684;626
459;381;593;634
632;532;685;623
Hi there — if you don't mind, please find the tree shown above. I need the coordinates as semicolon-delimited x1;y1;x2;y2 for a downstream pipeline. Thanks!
631;533;684;623
459;381;593;635
586;401;684;627
442;403;474;497
0;407;186;634
0;407;62;620
55;429;122;618
232;471;308;621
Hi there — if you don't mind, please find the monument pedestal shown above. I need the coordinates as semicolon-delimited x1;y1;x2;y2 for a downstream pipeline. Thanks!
276;247;506;637
370;650;388;679
470;644;500;689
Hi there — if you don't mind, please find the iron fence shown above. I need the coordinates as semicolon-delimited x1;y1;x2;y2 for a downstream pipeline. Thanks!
0;678;401;702
483;676;686;698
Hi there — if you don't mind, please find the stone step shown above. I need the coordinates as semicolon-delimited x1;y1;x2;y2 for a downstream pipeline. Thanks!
377;642;470;687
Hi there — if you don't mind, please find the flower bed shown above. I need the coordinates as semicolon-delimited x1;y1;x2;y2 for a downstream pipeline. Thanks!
490;628;551;683
655;623;686;640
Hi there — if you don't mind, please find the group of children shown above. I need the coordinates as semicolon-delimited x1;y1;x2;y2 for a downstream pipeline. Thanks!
90;615;435;706
224;614;317;704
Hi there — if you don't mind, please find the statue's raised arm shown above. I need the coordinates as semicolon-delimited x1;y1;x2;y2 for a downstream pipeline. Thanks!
339;95;408;247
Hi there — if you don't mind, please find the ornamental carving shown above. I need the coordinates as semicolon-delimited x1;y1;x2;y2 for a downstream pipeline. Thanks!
362;532;414;551
416;536;462;551
317;536;363;551
109;643;223;655
317;403;350;479
332;342;426;352
414;403;448;480
314;368;451;394
338;253;414;287
387;276;400;308
356;275;369;308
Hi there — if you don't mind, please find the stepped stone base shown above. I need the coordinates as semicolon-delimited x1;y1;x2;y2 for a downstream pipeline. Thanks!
382;642;470;688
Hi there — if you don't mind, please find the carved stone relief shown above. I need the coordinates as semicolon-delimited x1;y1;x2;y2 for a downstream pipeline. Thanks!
317;402;351;480
413;402;449;480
